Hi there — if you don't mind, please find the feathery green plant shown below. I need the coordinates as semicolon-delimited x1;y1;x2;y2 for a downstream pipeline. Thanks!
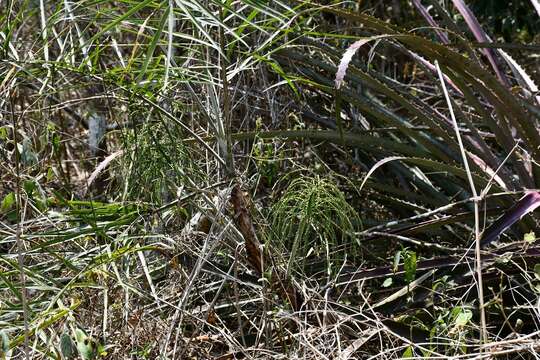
271;176;360;275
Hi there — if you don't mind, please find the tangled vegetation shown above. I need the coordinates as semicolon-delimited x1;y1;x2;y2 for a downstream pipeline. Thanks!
1;0;540;358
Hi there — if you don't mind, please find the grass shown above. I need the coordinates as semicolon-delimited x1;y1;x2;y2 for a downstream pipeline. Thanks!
1;0;540;358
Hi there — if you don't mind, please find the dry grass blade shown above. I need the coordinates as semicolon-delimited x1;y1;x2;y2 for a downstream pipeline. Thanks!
435;59;487;346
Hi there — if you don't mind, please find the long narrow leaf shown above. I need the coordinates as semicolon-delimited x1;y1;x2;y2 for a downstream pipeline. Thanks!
481;191;540;247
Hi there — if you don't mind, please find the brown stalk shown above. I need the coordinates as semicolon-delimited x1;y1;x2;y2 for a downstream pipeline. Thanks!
230;185;302;311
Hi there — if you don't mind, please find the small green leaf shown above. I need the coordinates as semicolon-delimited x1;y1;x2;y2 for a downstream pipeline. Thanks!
402;345;414;358
0;330;9;354
60;333;77;359
74;328;85;344
454;309;472;327
534;264;540;280
75;329;95;360
46;167;55;182
524;231;536;243
52;133;61;153
23;180;36;198
403;250;417;284
0;127;8;140
1;193;15;213
382;278;393;288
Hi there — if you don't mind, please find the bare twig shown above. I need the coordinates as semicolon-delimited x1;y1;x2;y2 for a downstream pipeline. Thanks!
435;60;488;346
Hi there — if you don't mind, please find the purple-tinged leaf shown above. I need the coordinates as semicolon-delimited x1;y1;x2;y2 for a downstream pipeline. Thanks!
335;32;459;96
498;49;540;106
335;35;392;89
531;0;540;17
466;151;508;191
408;51;463;96
450;0;539;104
452;0;510;87
411;0;450;44
335;38;373;89
481;191;540;247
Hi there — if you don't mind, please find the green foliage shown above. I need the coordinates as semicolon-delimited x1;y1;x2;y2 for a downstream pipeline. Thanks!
75;329;96;360
402;346;414;358
121;118;201;203
524;231;536;243
272;5;540;245
0;331;10;359
427;305;474;346
253;135;282;186
0;193;15;214
271;176;360;275
381;277;393;288
59;333;77;359
470;0;540;42
402;249;417;285
4;0;540;357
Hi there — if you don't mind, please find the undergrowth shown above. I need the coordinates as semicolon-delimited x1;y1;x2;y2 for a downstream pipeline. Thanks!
1;0;540;359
